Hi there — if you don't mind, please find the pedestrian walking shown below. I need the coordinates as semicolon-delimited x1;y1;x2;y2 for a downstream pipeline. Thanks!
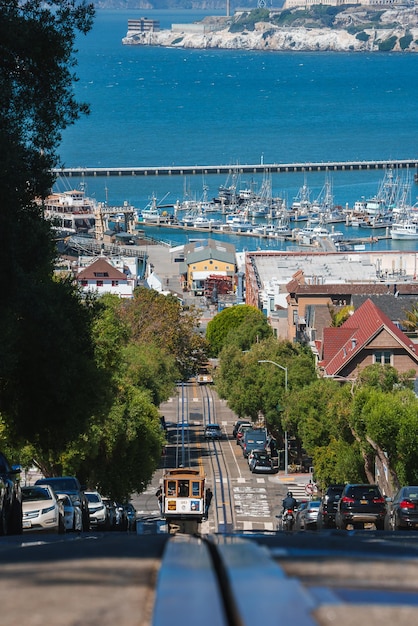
155;486;163;514
204;487;213;518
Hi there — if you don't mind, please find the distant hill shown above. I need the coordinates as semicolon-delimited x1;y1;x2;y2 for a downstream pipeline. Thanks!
93;0;262;9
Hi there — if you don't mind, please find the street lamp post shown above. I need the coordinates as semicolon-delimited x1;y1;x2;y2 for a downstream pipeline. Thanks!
258;360;289;477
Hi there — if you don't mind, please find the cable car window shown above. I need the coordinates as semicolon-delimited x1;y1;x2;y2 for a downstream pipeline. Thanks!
178;480;189;497
192;481;200;497
167;481;176;496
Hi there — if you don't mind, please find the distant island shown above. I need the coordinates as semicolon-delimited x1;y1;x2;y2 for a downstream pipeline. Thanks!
122;6;418;52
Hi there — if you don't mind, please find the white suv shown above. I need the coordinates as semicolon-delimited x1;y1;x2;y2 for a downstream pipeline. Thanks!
85;491;108;528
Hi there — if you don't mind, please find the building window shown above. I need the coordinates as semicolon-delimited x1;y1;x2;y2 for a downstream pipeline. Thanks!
80;280;88;286
374;350;392;365
96;280;103;287
112;280;119;287
293;310;298;325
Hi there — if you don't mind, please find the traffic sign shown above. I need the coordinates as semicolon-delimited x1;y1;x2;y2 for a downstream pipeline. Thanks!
305;482;314;495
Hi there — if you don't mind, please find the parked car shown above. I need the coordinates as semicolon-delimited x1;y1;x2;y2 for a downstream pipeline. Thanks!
56;493;83;532
335;483;387;530
102;497;117;529
232;419;252;439
35;476;90;531
242;428;268;458
0;451;22;535
386;485;418;531
235;423;253;446
21;485;64;533
295;500;320;530
204;423;223;440
248;450;275;474
85;491;109;528
317;484;345;529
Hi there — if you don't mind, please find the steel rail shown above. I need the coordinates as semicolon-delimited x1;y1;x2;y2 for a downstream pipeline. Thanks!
202;385;235;533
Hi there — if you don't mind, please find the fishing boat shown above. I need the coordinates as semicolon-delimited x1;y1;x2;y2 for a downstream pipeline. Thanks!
225;214;254;232
290;177;312;218
192;216;222;229
352;168;400;223
358;214;393;229
139;193;171;224
390;220;418;240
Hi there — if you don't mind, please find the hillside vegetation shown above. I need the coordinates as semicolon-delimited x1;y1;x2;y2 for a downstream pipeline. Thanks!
229;6;418;34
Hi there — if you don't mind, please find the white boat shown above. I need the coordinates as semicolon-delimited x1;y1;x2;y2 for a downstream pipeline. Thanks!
193;216;222;229
140;194;169;223
42;188;96;235
225;214;254;232
252;224;282;237
352;168;400;222
290;177;312;216
358;214;393;229
390;220;418;240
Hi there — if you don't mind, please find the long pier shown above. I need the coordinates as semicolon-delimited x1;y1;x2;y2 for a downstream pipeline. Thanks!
54;159;418;178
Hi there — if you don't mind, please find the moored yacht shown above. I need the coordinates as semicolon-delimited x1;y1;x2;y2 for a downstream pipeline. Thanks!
42;188;96;235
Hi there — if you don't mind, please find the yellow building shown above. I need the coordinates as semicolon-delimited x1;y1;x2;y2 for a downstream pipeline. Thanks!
180;239;237;296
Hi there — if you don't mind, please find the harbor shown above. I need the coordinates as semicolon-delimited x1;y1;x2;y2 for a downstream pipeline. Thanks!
48;165;418;257
135;218;387;252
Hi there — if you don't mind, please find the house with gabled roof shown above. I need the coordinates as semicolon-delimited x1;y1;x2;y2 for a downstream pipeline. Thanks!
179;238;237;296
319;298;418;380
76;256;135;298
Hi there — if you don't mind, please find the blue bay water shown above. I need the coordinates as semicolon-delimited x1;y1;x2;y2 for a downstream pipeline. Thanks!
58;9;418;252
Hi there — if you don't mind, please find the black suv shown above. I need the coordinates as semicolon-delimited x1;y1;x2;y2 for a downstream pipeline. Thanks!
335;483;387;530
0;452;22;535
317;484;345;529
35;476;90;531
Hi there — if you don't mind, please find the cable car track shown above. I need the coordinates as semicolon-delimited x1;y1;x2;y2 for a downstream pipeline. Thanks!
200;385;235;532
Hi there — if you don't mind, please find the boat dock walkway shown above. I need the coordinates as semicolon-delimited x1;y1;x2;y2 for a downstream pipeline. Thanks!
54;158;418;178
138;220;391;245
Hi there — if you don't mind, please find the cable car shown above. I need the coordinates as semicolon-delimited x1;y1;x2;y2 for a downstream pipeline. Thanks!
162;467;206;533
196;361;213;384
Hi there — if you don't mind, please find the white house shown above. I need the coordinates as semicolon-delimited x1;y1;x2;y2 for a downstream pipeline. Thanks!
76;256;135;298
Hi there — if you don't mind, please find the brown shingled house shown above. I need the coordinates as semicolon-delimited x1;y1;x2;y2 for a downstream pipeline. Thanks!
318;299;418;380
285;271;418;345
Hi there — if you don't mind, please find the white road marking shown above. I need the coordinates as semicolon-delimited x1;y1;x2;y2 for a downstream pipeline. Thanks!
226;435;243;478
233;486;270;518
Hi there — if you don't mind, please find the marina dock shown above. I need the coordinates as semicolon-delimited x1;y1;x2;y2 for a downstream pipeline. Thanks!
137;220;391;249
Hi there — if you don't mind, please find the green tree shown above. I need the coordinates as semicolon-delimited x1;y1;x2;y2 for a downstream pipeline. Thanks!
0;0;97;467
206;305;271;356
328;304;354;327
401;302;418;333
59;294;168;500
216;339;316;435
119;287;209;379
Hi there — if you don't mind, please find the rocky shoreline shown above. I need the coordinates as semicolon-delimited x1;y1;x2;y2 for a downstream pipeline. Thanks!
122;8;418;52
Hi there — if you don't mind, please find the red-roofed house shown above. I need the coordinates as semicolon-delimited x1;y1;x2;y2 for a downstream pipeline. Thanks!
76;257;135;298
319;298;418;380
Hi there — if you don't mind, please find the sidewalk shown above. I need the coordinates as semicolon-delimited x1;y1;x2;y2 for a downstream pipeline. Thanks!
276;472;312;484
